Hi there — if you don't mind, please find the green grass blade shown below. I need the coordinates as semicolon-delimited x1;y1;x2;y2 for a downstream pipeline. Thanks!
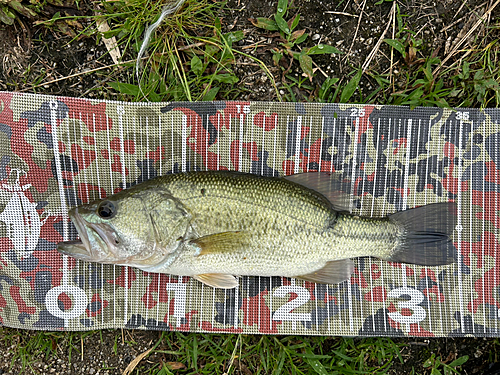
340;69;362;103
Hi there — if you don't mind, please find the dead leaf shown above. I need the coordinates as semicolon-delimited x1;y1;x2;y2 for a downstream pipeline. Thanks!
122;348;153;375
96;18;122;64
290;29;305;41
405;46;417;65
166;362;186;370
65;19;83;30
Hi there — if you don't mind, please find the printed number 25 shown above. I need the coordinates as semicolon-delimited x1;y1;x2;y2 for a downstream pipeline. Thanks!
350;108;365;117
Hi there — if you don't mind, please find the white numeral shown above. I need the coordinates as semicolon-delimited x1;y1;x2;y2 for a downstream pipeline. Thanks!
350;108;365;117
45;285;88;319
165;282;187;327
387;287;426;332
456;111;469;121
272;285;311;326
236;105;250;114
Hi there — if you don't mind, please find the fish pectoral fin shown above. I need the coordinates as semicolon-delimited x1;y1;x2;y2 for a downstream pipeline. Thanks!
191;231;251;256
295;259;354;284
194;273;239;289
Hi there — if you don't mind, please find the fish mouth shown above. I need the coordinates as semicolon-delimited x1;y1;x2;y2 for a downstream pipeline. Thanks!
57;208;105;260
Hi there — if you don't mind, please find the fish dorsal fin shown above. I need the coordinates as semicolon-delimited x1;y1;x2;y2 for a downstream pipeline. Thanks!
191;231;251;255
295;259;354;284
284;173;353;212
194;273;239;289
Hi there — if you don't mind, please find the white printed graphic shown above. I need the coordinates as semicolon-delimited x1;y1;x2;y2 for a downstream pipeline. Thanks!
165;282;188;327
45;285;89;319
273;281;311;330
0;169;48;259
387;287;426;332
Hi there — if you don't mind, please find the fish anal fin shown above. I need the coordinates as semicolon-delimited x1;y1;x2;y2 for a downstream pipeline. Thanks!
194;273;239;289
284;173;353;212
295;259;354;284
191;231;250;256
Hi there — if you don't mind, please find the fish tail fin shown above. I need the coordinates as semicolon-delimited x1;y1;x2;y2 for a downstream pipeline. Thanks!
384;202;458;266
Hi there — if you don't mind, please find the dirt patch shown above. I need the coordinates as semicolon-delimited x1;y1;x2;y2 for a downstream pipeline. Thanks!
221;0;498;101
2;0;498;101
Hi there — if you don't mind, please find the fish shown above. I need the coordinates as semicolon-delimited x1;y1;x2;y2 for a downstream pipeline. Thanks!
57;171;458;289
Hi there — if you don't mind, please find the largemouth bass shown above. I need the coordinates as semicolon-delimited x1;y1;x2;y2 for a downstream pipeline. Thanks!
58;171;457;288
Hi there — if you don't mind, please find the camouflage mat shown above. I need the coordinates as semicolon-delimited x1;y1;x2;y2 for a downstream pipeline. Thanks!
0;91;499;337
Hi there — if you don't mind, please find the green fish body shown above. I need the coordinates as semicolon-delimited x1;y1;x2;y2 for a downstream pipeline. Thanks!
58;171;457;288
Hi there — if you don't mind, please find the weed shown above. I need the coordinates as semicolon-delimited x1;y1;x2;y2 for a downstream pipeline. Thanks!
0;0;37;25
251;0;341;87
450;42;500;108
423;353;469;375
100;0;277;102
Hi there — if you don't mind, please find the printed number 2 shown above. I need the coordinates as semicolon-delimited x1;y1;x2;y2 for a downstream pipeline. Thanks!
387;287;426;330
350;108;365;117
272;285;312;322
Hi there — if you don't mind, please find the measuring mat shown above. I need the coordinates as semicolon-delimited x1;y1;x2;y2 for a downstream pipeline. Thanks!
0;91;499;337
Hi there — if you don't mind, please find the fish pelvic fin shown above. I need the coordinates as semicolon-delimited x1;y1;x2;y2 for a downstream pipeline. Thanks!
385;202;458;266
194;273;239;289
191;231;251;256
295;259;354;284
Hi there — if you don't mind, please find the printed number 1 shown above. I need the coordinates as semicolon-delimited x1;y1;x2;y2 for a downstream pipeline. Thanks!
236;105;251;114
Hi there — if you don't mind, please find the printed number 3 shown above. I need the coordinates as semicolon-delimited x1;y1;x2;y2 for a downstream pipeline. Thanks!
387;287;426;329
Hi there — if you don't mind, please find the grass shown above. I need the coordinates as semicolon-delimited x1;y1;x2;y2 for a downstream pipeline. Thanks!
1;0;500;374
0;328;482;374
91;0;499;107
94;0;282;102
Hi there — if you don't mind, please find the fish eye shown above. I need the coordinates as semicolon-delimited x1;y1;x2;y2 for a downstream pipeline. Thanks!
97;201;116;219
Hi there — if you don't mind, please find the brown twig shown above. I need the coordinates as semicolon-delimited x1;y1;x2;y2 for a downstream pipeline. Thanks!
343;0;367;62
362;2;396;73
441;1;490;32
177;41;206;51
454;0;470;20
18;59;138;92
325;11;358;17
390;1;396;92
122;348;153;375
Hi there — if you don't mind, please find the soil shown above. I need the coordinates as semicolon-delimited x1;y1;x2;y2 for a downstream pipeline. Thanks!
1;0;498;101
0;329;499;374
0;0;499;374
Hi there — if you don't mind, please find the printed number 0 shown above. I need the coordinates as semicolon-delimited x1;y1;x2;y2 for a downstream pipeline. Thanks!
387;287;426;326
272;285;312;322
